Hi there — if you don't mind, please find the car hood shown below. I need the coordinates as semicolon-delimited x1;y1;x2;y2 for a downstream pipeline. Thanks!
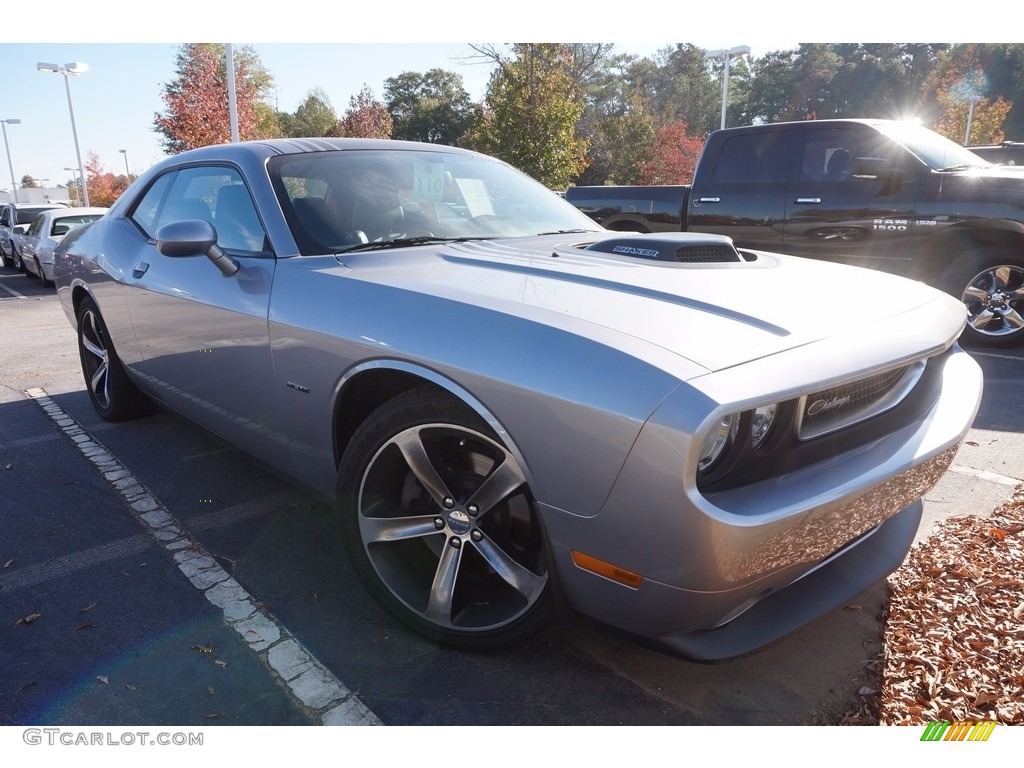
333;233;965;374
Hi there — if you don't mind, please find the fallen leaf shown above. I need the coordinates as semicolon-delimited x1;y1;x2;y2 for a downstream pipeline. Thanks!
125;684;137;692
1015;602;1024;621
76;623;96;631
78;601;97;613
965;441;979;447
207;686;215;695
97;676;109;685
204;713;224;719
16;613;41;625
858;687;880;697
215;660;227;669
844;604;863;611
4;463;12;470
3;559;12;568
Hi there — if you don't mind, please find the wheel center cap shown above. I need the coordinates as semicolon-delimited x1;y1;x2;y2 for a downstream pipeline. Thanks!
446;509;472;535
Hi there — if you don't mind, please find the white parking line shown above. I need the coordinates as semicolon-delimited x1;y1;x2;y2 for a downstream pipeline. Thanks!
0;279;27;299
969;350;1024;362
25;387;382;727
949;463;1022;487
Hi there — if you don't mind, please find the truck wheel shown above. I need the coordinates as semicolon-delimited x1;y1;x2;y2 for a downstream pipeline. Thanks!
944;250;1024;348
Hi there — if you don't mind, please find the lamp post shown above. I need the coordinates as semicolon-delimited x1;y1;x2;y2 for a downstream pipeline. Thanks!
1;118;21;203
37;61;90;206
119;148;130;178
705;46;751;130
64;166;81;206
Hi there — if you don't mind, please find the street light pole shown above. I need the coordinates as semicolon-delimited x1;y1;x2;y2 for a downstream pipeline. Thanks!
119;148;130;177
1;118;22;203
63;166;81;205
37;61;90;206
705;46;751;130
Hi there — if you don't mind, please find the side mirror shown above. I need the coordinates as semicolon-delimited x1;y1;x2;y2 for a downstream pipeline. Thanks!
155;219;238;277
13;223;30;235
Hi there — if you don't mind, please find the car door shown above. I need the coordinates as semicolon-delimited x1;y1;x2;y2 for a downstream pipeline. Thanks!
121;164;287;469
782;123;921;273
686;127;793;252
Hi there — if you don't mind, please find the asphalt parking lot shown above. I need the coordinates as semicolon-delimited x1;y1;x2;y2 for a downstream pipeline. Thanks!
3;263;1023;727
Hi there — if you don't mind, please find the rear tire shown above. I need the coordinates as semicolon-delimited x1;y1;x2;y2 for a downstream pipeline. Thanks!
943;249;1024;348
76;296;157;421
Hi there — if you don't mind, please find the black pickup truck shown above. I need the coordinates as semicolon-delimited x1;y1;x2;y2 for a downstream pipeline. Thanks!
566;119;1024;347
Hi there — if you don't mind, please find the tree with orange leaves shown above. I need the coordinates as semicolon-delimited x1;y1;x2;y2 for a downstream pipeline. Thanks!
638;122;704;185
153;44;276;154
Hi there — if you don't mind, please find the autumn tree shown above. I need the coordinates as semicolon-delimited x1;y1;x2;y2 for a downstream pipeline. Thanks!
384;69;473;144
464;44;588;189
154;44;276;153
84;152;131;207
20;175;39;189
637;122;704;185
338;86;393;139
932;47;1011;145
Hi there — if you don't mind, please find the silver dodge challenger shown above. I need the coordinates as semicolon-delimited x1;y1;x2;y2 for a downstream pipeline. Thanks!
55;138;983;660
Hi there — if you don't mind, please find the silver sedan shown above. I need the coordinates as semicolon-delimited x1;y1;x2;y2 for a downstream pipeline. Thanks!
54;138;982;659
21;207;107;286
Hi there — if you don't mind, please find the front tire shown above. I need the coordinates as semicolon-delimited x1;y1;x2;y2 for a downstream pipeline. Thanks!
944;249;1024;347
337;389;553;649
76;296;156;421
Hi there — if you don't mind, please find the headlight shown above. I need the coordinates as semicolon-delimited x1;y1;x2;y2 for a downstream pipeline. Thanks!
751;403;778;448
698;413;739;472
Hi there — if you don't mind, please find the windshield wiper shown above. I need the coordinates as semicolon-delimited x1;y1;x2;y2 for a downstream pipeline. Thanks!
535;228;602;236
939;163;988;172
338;236;492;253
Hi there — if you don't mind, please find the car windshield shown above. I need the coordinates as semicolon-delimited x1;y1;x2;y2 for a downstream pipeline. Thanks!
269;148;600;255
875;122;992;171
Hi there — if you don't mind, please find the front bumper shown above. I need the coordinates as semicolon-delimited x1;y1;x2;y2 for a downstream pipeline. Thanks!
541;344;981;660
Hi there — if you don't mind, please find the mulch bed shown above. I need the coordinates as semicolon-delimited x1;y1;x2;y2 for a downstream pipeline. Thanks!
841;484;1024;725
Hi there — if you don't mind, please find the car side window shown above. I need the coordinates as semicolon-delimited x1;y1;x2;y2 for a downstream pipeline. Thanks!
27;214;45;237
800;127;902;182
132;166;268;254
713;132;791;183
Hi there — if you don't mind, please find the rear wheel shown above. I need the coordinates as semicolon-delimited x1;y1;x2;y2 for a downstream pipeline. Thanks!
337;389;553;649
944;249;1024;347
76;296;156;421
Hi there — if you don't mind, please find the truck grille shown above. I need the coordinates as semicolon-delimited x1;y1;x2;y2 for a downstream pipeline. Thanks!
796;361;925;440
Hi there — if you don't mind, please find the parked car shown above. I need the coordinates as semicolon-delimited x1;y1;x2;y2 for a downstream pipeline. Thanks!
54;138;981;660
20;207;107;286
968;141;1024;166
0;201;71;270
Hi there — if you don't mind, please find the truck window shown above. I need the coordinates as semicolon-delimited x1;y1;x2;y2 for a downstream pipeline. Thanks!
712;132;790;183
800;126;902;182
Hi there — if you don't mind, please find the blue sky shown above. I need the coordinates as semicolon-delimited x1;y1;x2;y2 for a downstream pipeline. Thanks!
0;3;989;195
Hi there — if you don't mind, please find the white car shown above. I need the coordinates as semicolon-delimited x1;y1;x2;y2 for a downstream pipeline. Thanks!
20;207;107;285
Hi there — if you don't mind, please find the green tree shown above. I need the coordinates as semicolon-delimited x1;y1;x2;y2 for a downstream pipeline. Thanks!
384;69;473;144
464;44;588;189
153;43;276;153
288;87;340;137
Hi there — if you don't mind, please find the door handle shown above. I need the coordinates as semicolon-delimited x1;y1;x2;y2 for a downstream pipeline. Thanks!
132;262;150;279
795;197;822;204
697;197;721;203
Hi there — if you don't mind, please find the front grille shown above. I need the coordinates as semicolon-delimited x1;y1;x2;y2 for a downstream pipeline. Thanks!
796;362;925;440
674;244;740;263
